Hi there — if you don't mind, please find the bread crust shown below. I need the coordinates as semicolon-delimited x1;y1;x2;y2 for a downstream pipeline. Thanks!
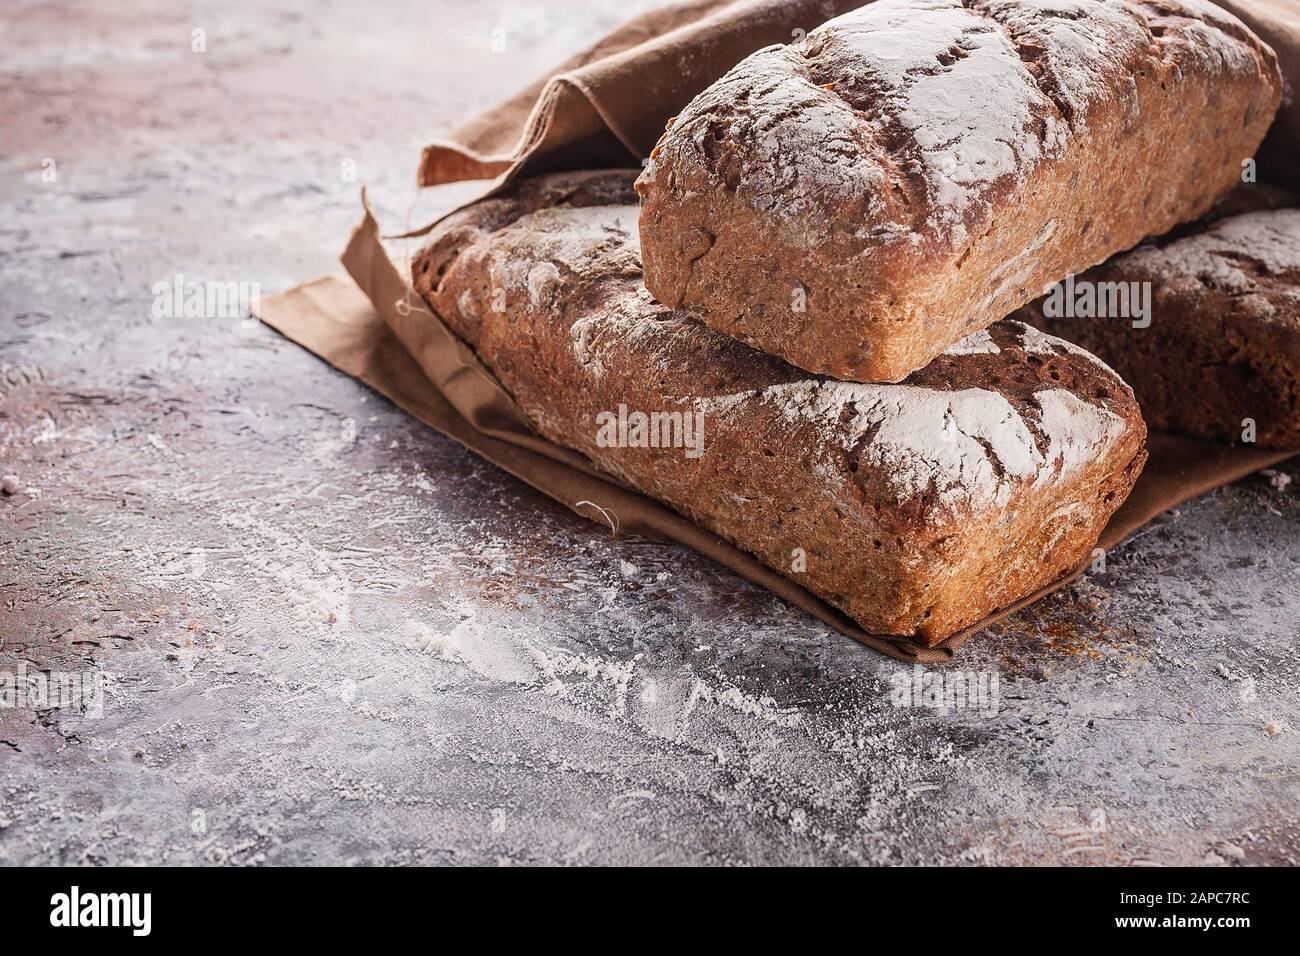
1018;206;1300;449
413;171;1147;644
636;0;1283;382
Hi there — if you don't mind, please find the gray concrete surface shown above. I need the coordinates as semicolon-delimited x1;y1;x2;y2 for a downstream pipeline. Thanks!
1;0;1297;866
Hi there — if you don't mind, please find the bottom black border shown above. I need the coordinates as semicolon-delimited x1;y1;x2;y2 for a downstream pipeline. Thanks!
0;865;1284;941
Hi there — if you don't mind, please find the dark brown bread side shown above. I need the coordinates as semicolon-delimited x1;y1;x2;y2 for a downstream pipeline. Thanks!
636;0;1283;383
414;171;1147;645
1017;207;1300;449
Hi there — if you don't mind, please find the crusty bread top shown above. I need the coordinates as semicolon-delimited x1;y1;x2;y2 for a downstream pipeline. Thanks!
415;171;1143;524
636;0;1280;249
1114;207;1300;304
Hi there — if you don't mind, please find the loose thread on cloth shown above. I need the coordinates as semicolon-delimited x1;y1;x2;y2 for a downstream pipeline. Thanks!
575;500;621;537
387;186;439;319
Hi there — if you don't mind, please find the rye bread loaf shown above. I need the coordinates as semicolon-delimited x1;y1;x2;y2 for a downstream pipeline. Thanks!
1017;207;1300;449
412;171;1147;644
636;0;1283;383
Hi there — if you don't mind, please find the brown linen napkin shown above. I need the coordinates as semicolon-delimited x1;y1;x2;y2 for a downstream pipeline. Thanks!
262;0;1300;661
417;0;865;188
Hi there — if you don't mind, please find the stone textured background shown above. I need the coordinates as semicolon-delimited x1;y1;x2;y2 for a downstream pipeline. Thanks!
1;0;1297;866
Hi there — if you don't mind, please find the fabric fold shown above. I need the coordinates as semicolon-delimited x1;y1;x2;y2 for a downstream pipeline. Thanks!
418;0;867;188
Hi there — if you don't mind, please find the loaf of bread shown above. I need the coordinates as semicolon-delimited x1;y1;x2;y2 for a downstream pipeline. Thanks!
413;171;1147;644
636;0;1283;383
1017;207;1300;449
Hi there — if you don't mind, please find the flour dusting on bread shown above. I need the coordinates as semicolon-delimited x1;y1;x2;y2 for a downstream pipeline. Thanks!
724;375;1126;514
648;0;1263;237
1121;208;1300;296
944;329;1001;355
